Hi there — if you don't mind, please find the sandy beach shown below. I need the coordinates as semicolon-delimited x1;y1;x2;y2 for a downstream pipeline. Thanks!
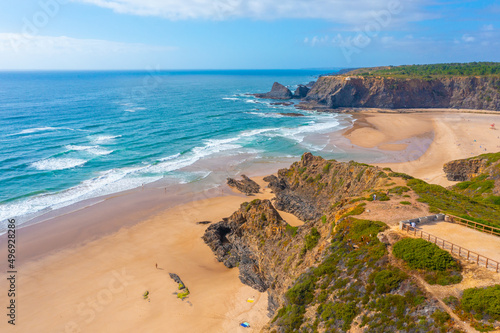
343;109;500;186
1;108;499;333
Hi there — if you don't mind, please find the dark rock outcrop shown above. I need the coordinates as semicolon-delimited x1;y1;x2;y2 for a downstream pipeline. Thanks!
445;153;500;196
227;175;260;195
265;152;384;221
253;82;293;100
270;101;294;106
202;199;288;292
169;273;186;289
293;85;310;98
300;75;500;111
278;112;304;117
443;158;488;181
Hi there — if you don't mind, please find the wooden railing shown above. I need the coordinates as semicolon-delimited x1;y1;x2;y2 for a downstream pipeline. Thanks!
402;224;500;273
446;215;500;237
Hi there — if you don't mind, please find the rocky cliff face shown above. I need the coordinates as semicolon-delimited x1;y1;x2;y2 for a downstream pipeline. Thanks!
445;153;500;197
265;152;384;221
443;158;489;181
203;198;326;314
301;75;500;110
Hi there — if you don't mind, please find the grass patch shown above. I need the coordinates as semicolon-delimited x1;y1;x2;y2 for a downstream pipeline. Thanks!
388;172;414;180
393;238;462;285
407;178;500;228
400;201;411;205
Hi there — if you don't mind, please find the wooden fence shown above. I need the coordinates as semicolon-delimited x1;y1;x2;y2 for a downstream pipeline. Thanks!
401;224;500;273
446;215;500;237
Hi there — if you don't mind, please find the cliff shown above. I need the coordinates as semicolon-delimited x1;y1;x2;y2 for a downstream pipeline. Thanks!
264;152;383;221
444;152;500;201
203;153;500;332
299;75;500;111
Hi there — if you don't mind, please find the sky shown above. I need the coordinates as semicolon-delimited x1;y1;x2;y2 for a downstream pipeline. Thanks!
0;0;499;70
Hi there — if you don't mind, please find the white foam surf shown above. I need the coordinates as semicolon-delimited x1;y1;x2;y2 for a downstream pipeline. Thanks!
31;158;87;171
89;135;121;144
65;145;113;156
14;126;78;135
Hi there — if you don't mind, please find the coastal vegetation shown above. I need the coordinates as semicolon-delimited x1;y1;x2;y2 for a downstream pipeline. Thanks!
448;152;500;207
406;178;500;228
444;285;500;332
352;62;500;78
393;238;462;285
271;217;454;332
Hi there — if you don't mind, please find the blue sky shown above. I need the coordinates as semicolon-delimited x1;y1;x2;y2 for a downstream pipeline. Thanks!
0;0;499;70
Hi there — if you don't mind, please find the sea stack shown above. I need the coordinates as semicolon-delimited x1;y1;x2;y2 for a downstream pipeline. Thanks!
254;82;293;100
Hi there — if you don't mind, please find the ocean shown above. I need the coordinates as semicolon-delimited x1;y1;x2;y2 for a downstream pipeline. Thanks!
0;70;367;233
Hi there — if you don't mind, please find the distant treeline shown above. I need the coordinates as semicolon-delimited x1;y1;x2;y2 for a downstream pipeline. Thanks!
353;62;500;78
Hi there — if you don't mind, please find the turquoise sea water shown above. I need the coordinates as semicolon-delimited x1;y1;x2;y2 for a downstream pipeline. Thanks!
0;70;361;232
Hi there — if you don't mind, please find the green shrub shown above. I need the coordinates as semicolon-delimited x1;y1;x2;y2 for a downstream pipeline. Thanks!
286;224;298;237
342;203;366;218
305;227;321;250
274;304;306;331
400;201;411;205
424;271;463;285
373;268;407;294
321;215;327;224
389;186;411;195
393;238;460;271
367;192;390;201
443;295;459;306
487;195;500;205
285;275;317;306
431;309;450;324
461;285;500;320
388;172;414;180
323;163;331;173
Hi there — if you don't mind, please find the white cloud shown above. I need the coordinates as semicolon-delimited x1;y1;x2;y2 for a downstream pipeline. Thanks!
0;33;176;69
462;34;475;43
482;24;494;31
75;0;435;25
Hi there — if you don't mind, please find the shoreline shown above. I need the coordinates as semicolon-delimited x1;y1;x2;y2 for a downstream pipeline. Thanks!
2;108;500;332
341;109;500;186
